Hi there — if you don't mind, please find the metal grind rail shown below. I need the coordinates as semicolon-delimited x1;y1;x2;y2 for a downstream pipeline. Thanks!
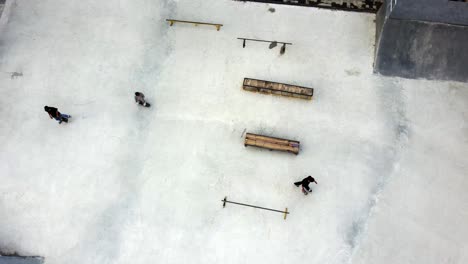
166;19;223;31
222;196;289;220
237;38;292;54
237;38;293;46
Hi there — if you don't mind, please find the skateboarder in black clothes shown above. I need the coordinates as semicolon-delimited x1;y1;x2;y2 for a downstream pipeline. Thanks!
294;176;318;195
134;92;150;107
44;106;71;124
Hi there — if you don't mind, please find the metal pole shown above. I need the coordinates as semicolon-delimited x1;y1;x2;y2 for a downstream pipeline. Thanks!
237;37;293;45
221;197;289;215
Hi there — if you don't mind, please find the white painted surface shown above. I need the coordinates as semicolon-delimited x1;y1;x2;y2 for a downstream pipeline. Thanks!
0;1;467;264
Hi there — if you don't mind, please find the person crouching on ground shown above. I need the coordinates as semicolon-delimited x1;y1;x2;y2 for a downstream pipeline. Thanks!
294;175;318;195
44;106;71;124
135;92;150;107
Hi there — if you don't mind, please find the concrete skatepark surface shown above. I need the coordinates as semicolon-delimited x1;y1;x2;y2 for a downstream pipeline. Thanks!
0;0;468;263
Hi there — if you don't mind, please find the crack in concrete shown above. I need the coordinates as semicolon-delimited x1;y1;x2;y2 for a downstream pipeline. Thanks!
346;79;410;262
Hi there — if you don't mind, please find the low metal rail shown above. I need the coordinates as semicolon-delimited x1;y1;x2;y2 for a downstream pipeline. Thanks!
222;196;289;220
166;19;223;31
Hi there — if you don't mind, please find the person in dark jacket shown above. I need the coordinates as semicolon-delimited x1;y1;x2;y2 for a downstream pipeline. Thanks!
134;92;150;107
44;106;71;124
294;176;318;195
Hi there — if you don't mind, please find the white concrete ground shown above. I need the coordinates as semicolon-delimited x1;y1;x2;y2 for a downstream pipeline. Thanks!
0;0;467;263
